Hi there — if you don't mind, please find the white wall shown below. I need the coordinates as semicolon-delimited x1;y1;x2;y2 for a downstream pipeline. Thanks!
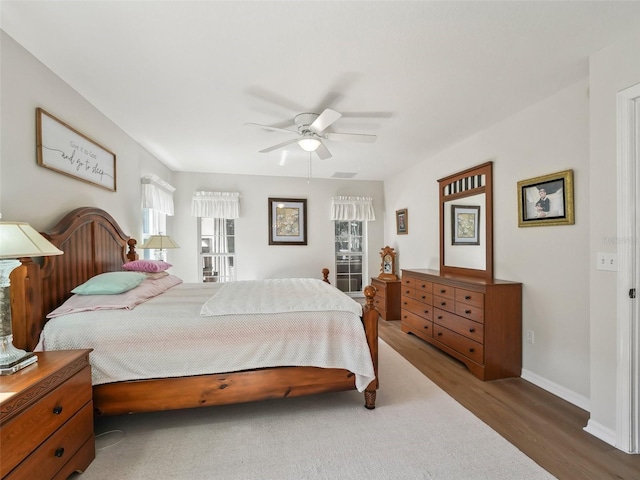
587;28;640;440
385;79;592;407
169;172;384;286
0;31;170;235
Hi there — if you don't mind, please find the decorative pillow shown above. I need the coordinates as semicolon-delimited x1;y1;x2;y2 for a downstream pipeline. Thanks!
71;271;147;295
122;259;172;273
144;271;169;279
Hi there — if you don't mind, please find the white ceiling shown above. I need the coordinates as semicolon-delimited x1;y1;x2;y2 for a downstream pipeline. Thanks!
3;1;640;181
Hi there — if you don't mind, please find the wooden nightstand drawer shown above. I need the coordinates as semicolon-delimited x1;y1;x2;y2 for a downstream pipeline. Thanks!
4;403;94;480
1;366;92;475
371;278;401;321
0;350;94;480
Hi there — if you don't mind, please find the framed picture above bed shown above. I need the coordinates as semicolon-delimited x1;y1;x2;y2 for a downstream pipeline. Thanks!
268;198;307;245
517;169;574;227
36;108;117;191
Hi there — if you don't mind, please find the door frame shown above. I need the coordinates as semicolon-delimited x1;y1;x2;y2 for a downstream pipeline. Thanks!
616;82;640;453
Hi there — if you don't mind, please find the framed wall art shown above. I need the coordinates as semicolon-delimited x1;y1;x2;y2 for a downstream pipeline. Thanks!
268;198;307;245
396;208;408;235
517;169;574;227
451;205;480;245
36;108;117;191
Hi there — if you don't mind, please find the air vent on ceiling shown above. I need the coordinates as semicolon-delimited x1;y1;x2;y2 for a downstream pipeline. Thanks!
331;172;357;179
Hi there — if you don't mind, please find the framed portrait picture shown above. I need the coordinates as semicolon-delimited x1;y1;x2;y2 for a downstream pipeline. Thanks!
36;108;116;191
517;170;574;227
451;205;480;245
268;198;307;245
396;208;408;235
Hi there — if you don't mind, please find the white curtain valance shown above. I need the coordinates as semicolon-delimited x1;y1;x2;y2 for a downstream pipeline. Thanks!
330;196;375;221
141;175;175;216
191;191;241;219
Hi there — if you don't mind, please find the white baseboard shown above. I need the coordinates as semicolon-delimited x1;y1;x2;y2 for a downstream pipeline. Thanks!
583;419;617;448
521;368;590;411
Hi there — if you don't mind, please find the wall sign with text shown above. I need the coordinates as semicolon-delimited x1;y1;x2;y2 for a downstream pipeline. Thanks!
36;108;117;191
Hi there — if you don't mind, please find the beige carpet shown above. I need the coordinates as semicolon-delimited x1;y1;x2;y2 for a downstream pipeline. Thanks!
71;341;556;480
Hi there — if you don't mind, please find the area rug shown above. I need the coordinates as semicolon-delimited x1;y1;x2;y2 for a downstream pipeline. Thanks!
72;341;556;479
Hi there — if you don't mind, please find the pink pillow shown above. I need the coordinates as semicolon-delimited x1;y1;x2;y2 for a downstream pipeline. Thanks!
122;259;172;273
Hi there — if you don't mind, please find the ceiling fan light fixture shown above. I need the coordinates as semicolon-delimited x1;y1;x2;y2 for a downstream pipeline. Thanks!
298;136;321;152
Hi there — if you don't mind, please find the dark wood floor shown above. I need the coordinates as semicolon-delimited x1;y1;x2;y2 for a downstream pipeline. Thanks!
378;319;640;480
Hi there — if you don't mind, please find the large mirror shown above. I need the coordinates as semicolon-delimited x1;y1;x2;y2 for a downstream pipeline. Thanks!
438;162;493;279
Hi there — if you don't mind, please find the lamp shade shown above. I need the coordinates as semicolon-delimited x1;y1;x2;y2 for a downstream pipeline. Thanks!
0;222;63;259
298;136;321;152
139;235;180;249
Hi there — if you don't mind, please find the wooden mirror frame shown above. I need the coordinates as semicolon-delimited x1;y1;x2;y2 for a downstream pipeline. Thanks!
438;161;493;279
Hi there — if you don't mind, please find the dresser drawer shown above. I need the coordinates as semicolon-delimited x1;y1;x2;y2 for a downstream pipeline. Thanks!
433;308;484;343
434;325;484;364
5;403;94;480
401;276;416;288
402;286;415;299
401;311;433;338
401;297;433;320
433;283;455;300
1;366;92;477
415;280;433;295
433;295;455;314
455;302;484;323
455;288;485;308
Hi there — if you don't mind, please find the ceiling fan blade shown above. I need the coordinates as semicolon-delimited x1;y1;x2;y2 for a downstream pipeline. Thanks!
309;108;342;134
245;123;297;134
259;138;299;153
315;141;332;160
323;132;377;143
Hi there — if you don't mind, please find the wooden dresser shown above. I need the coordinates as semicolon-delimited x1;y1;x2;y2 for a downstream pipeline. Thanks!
400;269;522;380
0;350;95;480
370;277;401;321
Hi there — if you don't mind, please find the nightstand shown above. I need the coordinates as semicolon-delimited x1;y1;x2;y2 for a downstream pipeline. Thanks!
0;350;95;480
370;277;401;321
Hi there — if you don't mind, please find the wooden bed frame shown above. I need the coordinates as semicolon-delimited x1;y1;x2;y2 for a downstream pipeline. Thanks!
10;207;379;416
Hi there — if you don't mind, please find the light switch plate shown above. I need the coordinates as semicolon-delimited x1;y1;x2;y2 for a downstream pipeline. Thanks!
596;252;617;271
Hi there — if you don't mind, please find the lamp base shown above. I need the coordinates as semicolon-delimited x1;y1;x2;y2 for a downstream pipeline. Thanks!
0;351;37;375
0;334;38;375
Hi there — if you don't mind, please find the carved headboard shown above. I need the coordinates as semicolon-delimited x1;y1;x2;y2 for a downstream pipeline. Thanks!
10;207;138;350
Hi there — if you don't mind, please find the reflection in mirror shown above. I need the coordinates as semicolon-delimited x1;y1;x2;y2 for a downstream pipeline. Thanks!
443;193;486;270
438;161;493;279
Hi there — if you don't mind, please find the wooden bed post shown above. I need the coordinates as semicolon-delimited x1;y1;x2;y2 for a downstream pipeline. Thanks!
362;284;379;409
322;268;330;284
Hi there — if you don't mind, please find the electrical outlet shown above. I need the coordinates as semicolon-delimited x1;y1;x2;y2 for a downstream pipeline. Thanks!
596;252;617;271
526;330;534;344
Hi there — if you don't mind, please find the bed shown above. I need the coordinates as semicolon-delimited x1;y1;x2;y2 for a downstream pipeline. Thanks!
9;207;379;416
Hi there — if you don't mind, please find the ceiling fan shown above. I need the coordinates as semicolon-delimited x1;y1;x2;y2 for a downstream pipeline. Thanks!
245;108;376;160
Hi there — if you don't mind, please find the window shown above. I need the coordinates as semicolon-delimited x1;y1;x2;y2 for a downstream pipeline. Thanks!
142;208;167;260
334;220;366;294
200;218;235;283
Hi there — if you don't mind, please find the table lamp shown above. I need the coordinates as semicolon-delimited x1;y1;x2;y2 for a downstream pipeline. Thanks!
139;234;179;261
0;220;63;375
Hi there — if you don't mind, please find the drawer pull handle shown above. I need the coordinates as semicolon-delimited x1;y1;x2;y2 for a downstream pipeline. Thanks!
465;309;472;314
421;284;426;288
55;447;65;458
437;315;443;320
440;289;445;294
53;406;63;415
465;295;471;300
423;310;429;314
469;328;475;333
424;325;429;330
421;295;426;300
469;348;475;353
440;302;446;306
437;332;443;336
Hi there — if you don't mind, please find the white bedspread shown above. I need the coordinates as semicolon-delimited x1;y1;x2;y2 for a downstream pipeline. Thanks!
37;281;376;392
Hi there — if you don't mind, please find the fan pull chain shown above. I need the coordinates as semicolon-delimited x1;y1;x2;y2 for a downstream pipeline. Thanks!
308;152;312;183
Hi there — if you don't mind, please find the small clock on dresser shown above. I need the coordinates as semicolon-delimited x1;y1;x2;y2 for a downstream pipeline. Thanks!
378;246;398;281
